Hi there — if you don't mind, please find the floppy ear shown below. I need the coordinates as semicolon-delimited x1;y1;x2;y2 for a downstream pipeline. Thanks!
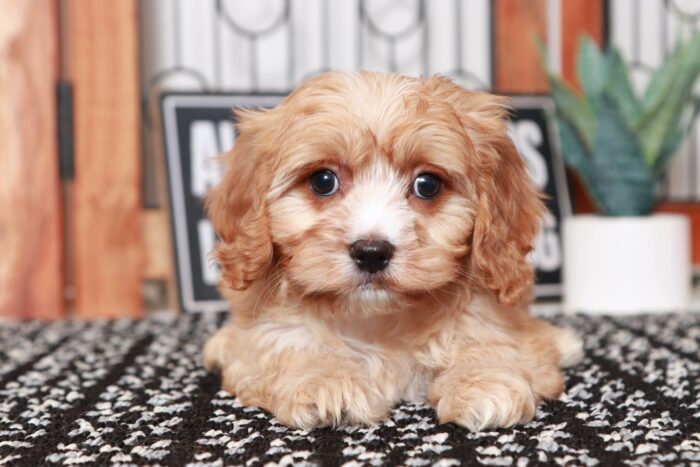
205;109;275;290
427;76;544;305
469;134;544;305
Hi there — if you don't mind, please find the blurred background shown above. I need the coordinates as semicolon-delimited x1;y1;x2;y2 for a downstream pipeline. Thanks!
1;0;700;320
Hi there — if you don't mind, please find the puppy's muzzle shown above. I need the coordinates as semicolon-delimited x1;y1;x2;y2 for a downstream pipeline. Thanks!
349;240;395;273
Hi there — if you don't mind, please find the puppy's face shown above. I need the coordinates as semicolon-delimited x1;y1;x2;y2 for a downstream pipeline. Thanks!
265;86;474;305
208;73;543;312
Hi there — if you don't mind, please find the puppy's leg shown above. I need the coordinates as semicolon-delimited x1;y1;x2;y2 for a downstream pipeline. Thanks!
552;326;584;368
428;343;563;432
222;349;394;430
203;324;238;371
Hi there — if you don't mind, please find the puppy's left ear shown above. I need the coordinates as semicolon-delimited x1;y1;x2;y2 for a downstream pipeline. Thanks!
206;108;276;291
427;76;544;305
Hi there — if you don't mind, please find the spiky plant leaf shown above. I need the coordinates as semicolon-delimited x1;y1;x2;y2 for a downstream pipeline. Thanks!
548;75;598;152
603;47;642;130
555;115;591;169
589;96;654;216
654;126;685;177
555;115;606;213
538;31;700;216
639;38;687;123
637;33;700;165
577;35;607;111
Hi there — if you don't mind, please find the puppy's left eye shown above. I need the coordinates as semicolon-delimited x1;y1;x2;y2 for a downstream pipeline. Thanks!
412;173;442;199
309;169;339;196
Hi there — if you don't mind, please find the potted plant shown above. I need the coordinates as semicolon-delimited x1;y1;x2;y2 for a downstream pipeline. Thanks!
543;33;700;313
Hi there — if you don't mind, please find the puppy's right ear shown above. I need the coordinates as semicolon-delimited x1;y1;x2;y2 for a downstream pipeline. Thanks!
425;76;544;306
206;109;275;290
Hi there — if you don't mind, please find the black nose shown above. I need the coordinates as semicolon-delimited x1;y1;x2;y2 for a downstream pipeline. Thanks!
349;240;395;273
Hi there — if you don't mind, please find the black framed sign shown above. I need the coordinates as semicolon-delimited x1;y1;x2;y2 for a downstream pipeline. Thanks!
509;97;571;298
161;94;285;313
161;93;570;313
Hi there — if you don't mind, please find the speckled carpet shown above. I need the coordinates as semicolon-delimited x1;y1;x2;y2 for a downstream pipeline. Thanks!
1;312;699;466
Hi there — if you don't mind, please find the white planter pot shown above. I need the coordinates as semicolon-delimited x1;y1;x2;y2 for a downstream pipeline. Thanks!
563;214;691;314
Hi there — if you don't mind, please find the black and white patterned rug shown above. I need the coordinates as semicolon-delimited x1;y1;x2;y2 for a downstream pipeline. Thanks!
1;312;699;466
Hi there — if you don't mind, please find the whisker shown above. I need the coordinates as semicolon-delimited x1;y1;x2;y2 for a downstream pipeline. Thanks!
253;269;284;315
454;269;484;281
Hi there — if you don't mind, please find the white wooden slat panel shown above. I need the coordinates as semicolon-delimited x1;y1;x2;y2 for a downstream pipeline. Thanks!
672;0;700;23
639;0;666;62
635;0;664;91
547;0;562;75
693;120;700;200
225;0;290;91
611;0;634;66
460;0;490;89
423;0;490;87
141;0;492;91
140;0;494;208
328;0;360;71
362;0;423;75
218;6;250;91
427;0;456;76
395;27;424;76
662;1;700;200
664;2;692;199
291;0;323;82
179;0;217;89
256;27;290;91
668;138;694;198
140;1;177;89
139;0;498;205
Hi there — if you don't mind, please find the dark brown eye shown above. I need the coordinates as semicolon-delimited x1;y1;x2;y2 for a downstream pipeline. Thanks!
309;169;339;196
412;173;442;199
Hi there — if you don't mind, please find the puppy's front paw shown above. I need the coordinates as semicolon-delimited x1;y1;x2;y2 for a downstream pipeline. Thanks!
274;371;389;430
431;374;540;432
203;326;236;371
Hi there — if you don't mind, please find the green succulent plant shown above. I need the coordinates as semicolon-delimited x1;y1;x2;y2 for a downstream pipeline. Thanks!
541;33;700;216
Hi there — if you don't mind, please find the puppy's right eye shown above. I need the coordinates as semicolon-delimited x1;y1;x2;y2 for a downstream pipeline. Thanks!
309;169;339;196
412;173;442;199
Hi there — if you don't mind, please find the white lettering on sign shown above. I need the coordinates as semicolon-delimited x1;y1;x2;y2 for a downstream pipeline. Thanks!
218;120;235;152
197;218;220;286
190;120;235;197
509;120;548;190
531;211;561;272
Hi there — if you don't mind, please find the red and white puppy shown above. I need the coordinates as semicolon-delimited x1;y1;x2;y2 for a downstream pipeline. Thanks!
203;71;582;431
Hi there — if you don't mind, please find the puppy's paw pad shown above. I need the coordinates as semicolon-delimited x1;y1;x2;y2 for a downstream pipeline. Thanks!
435;381;537;432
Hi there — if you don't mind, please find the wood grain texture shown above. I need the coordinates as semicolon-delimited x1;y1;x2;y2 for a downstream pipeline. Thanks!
0;0;64;319
142;209;172;281
68;0;142;318
493;0;548;94
142;208;179;313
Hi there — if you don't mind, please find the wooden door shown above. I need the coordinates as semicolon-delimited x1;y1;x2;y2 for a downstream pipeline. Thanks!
66;0;143;318
0;0;64;319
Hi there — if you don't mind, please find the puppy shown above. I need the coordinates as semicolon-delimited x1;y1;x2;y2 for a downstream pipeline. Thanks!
203;71;582;431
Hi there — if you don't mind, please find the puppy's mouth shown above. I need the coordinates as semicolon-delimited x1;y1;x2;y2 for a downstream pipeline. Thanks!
352;271;403;300
358;273;388;287
349;279;395;304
